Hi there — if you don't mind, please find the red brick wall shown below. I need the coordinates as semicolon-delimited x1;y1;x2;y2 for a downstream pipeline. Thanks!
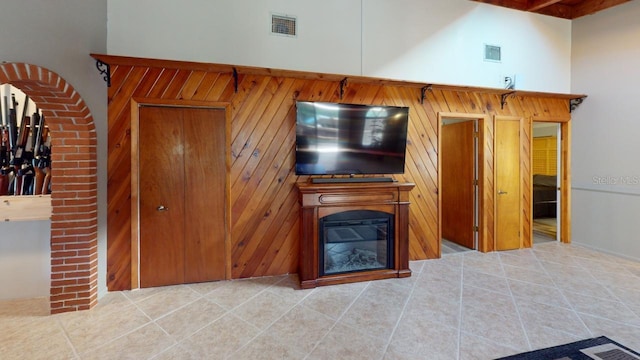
0;63;98;314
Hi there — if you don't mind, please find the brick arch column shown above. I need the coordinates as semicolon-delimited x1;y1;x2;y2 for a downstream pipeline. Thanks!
0;63;98;313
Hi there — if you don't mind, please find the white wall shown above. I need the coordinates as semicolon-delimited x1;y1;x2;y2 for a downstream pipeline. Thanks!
362;0;571;92
0;222;51;300
571;1;640;261
107;0;363;76
107;0;572;92
0;0;108;300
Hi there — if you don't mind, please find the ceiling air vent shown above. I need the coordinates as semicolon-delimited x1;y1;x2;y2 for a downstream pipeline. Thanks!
484;44;501;62
271;14;297;37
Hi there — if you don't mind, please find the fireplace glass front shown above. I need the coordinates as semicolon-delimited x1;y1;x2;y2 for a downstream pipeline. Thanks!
319;210;394;276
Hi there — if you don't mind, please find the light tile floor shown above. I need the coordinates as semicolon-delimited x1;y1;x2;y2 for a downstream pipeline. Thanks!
2;241;640;359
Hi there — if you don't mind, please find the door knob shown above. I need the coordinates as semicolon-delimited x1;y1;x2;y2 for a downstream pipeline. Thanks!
157;205;168;211
498;190;508;195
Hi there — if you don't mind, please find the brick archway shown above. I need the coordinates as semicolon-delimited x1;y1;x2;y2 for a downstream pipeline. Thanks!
0;63;98;313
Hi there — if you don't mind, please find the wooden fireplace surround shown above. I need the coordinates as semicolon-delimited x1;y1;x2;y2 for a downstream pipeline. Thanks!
296;180;414;289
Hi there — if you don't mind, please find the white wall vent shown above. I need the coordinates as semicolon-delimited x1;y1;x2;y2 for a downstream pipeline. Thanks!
271;14;297;37
484;44;501;62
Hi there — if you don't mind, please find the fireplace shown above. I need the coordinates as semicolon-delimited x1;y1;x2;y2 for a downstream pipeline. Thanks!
320;210;393;276
296;181;414;289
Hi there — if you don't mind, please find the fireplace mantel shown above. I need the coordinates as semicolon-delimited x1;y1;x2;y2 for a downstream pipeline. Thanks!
296;180;414;289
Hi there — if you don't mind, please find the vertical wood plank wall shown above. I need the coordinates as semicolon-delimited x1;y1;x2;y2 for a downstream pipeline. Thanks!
100;56;573;291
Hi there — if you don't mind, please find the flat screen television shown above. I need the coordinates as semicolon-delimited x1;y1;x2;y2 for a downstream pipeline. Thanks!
295;101;409;176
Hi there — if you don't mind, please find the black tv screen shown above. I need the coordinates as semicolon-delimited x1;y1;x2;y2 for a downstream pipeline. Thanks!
295;101;409;175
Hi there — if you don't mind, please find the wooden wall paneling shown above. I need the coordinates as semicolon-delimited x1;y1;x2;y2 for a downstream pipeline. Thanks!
132;67;164;99
230;104;296;221
99;55;580;290
527;96;544;116
521;116;533;248
231;119;298;276
264;200;301;275
229;75;273;149
180;70;207;99
160;69;192;99
236;172;300;277
405;143;439;254
458;91;482;114
293;77;336;104
146;68;179;99
441;90;465;113
230;77;295;189
204;73;233;102
477;115;494;253
107;65;133;101
108;67;147;127
260;168;303;274
386;86;439;259
404;149;438;258
107;65;147;290
230;78;338;278
230;79;328;230
189;72;219;101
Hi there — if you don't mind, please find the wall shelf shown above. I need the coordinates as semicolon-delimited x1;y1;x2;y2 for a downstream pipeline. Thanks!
0;195;52;222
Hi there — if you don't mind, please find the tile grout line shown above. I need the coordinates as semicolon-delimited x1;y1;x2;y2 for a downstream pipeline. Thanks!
499;251;533;352
377;270;423;359
222;275;318;360
301;281;373;360
53;315;82;359
531;243;594;338
579;257;640;324
456;252;466;360
88;284;214;359
152;278;281;359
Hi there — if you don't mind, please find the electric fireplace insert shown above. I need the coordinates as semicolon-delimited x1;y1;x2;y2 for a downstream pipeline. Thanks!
320;210;393;276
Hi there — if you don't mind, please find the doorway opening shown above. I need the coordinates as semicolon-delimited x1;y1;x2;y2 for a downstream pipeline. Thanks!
0;62;98;313
532;122;561;244
440;117;480;254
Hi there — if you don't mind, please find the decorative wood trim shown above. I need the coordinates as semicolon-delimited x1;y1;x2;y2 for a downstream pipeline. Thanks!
531;115;571;244
561;121;571;243
531;114;571;123
477;116;492;253
90;54;587;102
437;113;490;253
130;100;140;289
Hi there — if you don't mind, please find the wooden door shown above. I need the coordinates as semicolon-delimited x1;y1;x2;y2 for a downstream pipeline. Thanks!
441;121;475;249
183;108;226;282
495;118;521;250
139;106;226;288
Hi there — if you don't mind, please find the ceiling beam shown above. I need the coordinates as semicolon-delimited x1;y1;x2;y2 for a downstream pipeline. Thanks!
471;0;530;12
470;0;629;19
527;0;563;12
571;0;631;18
534;3;573;19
